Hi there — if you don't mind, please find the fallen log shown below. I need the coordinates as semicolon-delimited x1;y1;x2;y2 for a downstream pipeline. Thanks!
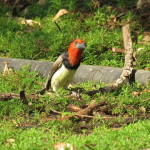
0;58;149;85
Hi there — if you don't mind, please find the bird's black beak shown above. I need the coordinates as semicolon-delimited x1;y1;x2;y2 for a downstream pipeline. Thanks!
76;43;86;51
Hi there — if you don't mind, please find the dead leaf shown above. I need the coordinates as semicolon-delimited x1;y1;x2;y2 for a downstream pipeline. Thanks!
28;102;32;106
139;106;146;113
6;139;15;146
99;105;109;113
143;89;150;93
53;143;75;150
25;20;41;27
37;0;46;5
110;15;117;23
137;48;144;52
12;120;19;127
15;17;41;28
143;35;150;42
132;91;141;96
53;9;69;21
6;139;15;143
92;0;100;8
144;67;150;70
3;62;11;75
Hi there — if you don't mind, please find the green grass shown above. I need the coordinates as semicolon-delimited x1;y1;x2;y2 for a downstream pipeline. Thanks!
0;0;150;149
0;68;150;149
0;119;150;150
0;0;149;69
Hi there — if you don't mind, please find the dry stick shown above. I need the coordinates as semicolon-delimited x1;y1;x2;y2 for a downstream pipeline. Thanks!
112;47;126;54
20;91;29;104
0;92;39;101
32;51;43;60
53;9;69;32
109;24;134;89
87;24;134;96
76;100;106;116
137;41;149;44
67;104;82;112
54;21;62;32
136;49;150;61
50;108;62;114
58;109;150;121
58;100;106;121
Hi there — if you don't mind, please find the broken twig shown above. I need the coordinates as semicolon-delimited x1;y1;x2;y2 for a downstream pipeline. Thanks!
59;100;106;120
0;92;39;101
53;9;69;32
112;47;126;54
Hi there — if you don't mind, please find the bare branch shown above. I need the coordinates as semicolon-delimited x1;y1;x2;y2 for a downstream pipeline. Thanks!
87;24;134;95
108;24;134;90
0;92;39;101
58;100;106;120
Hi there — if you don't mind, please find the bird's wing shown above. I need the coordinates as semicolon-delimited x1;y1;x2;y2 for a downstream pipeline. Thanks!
45;54;63;91
37;54;63;95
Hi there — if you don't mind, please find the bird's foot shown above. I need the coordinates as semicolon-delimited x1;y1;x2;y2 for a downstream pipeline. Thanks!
69;90;81;100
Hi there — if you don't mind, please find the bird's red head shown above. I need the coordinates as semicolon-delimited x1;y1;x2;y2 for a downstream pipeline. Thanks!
68;39;86;66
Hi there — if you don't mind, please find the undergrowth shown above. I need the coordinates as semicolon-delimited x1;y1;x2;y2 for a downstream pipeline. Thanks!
0;67;150;149
0;0;149;69
0;0;150;149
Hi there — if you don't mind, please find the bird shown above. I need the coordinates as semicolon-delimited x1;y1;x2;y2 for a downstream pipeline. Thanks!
38;39;86;95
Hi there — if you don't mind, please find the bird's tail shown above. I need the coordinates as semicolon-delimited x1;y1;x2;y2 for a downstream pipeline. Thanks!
36;88;47;95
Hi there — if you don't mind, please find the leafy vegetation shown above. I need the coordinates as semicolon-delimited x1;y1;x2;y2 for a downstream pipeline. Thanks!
0;0;149;68
0;0;150;149
0;66;150;150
